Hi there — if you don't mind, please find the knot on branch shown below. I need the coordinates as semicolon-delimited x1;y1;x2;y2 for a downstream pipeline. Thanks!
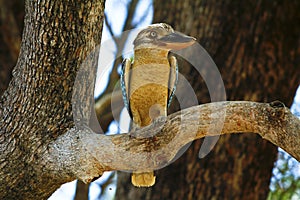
269;100;285;108
266;100;287;126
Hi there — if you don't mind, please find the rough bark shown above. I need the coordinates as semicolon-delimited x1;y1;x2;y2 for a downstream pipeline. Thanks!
106;101;300;165
116;1;300;200
0;0;105;199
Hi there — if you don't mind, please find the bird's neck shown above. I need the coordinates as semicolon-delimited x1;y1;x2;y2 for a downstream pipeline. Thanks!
133;48;170;66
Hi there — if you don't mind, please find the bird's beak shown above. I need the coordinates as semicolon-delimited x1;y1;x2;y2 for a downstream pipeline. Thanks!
158;32;196;50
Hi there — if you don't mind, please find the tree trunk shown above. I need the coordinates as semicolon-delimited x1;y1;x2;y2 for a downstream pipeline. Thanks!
0;0;105;199
116;1;300;199
75;181;89;200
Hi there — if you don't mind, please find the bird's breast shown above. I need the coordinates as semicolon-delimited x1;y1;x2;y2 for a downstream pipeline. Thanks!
129;63;170;127
130;63;170;92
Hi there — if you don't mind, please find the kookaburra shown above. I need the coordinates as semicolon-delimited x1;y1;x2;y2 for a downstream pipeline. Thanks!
120;23;196;187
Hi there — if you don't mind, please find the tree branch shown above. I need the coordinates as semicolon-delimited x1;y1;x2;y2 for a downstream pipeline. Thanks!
94;0;139;132
44;101;300;183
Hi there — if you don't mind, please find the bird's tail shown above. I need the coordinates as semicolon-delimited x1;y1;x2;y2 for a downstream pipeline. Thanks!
131;172;156;187
130;121;155;187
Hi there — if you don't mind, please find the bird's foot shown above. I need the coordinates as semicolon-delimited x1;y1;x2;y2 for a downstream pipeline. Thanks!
152;115;167;124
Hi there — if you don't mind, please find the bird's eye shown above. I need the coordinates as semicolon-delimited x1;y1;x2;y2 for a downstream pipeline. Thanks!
149;31;157;38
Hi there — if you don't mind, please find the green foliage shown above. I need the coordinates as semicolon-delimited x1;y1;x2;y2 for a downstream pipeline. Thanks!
268;149;300;200
130;56;134;62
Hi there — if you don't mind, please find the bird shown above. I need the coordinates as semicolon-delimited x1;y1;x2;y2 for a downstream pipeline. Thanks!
120;23;196;187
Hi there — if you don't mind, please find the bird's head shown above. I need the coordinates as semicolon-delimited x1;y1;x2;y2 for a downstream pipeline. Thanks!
133;23;196;51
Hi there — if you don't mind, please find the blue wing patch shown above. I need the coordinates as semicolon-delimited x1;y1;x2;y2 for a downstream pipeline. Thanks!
120;58;132;117
167;55;178;107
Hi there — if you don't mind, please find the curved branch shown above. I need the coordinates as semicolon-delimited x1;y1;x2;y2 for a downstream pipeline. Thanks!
45;101;300;183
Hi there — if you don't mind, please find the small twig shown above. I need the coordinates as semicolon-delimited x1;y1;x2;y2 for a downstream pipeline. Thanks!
95;0;140;132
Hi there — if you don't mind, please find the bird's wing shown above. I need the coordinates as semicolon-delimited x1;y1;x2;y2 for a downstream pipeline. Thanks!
120;58;133;117
167;55;178;107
